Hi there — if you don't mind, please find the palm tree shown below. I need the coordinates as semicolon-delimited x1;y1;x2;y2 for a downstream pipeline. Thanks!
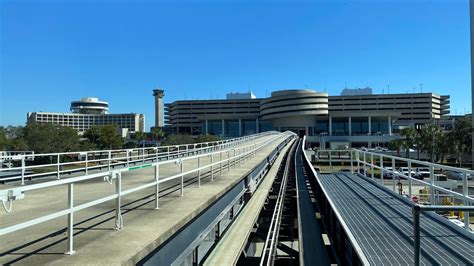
135;131;145;148
400;127;417;158
151;127;165;146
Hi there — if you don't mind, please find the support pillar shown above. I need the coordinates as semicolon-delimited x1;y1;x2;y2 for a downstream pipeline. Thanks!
329;116;332;136
388;116;392;136
221;119;225;137
239;118;242;136
348;116;352;136
205;120;208;134
255;118;259;133
368;116;372;135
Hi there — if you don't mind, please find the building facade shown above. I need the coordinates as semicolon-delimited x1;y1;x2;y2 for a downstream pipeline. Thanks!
163;89;450;148
27;97;145;136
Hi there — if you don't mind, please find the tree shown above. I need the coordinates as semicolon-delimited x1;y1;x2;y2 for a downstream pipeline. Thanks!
449;118;472;167
161;134;194;146
84;125;123;149
135;131;145;148
400;127;417;158
418;124;442;162
151;127;165;145
23;123;79;153
0;127;7;150
195;134;221;143
388;139;404;156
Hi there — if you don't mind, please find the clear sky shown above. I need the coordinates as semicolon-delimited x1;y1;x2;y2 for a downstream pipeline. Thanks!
0;0;471;130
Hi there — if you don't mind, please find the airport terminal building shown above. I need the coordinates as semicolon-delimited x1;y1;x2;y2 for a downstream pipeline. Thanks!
164;89;450;148
27;97;145;136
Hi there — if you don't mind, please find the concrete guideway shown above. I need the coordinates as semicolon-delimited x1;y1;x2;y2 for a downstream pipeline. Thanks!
204;139;296;265
0;133;293;265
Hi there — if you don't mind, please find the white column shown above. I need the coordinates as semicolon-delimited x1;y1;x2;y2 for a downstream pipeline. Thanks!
329;116;332;136
221;119;225;137
239;119;242;136
388;116;392;136
348;116;352;136
368;116;372;135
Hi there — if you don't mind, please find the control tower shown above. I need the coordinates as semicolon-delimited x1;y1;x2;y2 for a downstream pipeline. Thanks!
153;89;165;128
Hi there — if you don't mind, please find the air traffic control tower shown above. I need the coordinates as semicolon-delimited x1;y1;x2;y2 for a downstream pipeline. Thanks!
153;89;164;128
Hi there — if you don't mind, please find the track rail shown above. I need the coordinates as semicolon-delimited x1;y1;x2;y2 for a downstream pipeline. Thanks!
260;140;297;266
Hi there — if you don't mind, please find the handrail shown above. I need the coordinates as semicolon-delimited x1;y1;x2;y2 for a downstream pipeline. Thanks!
310;148;473;231
412;205;474;266
301;139;370;265
0;131;279;185
0;131;295;255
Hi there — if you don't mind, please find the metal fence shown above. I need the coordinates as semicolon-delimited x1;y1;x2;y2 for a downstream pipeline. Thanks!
0;132;276;185
0;131;294;255
308;148;474;231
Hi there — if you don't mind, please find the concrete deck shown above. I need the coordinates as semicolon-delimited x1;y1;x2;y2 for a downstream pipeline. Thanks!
0;134;289;265
204;139;295;265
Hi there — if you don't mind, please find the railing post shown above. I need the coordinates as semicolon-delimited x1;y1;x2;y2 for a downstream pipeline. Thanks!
210;154;214;181
155;164;160;209
21;156;25;185
57;154;60;179
198;156;201;187
413;205;421;266
363;153;367;177
115;172;123;230
220;152;223;176
370;154;374;180
127;150;130;167
429;165;435;204
85;153;88;175
329;151;332;170
108;151;111;171
463;173;469;231
408;161;412;199
392;158;396;192
380;155;384;185
180;160;184;196
227;150;231;172
350;150;354;173
356;151;360;172
167;147;170;160
65;183;75;255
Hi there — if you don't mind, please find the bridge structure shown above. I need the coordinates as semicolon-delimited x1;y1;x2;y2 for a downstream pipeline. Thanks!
0;133;473;265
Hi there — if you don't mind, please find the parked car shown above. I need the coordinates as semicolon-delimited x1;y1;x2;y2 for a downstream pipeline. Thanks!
384;167;401;178
415;167;431;180
444;170;472;181
399;167;416;179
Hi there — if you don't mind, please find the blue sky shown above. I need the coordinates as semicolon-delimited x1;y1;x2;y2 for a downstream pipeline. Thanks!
0;0;471;130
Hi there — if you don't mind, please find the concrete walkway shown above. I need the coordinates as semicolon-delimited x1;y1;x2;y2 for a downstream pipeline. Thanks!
0;134;289;265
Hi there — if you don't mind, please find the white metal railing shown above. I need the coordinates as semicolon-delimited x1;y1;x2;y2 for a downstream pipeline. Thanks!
0;132;295;255
0;132;277;185
308;148;474;231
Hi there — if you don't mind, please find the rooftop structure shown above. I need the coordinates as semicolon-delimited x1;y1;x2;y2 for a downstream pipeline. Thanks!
70;97;109;114
340;87;373;96
226;91;256;100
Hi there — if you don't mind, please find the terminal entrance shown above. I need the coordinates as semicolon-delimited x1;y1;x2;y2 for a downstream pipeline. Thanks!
280;127;306;137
